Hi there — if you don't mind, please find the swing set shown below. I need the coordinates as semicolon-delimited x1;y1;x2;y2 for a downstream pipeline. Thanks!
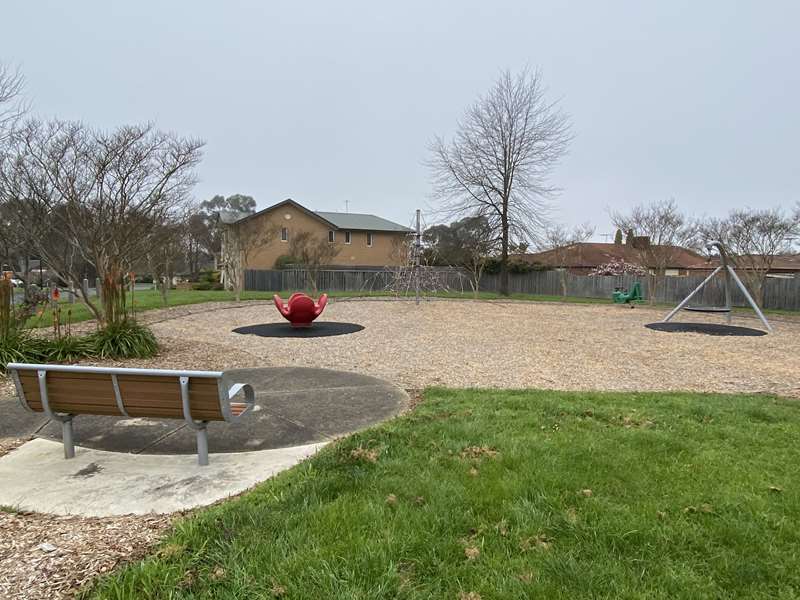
661;241;772;333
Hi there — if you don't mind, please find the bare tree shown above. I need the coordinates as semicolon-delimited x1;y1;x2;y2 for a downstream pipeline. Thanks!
699;207;800;305
611;199;698;304
145;217;186;306
0;120;203;324
539;222;595;296
423;216;498;296
0;64;27;141
219;213;277;301
429;68;572;295
288;231;341;293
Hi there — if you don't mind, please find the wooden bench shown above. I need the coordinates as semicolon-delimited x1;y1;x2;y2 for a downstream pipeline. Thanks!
7;363;255;466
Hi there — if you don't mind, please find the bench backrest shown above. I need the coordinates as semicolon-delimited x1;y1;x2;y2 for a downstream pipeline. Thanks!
8;363;245;423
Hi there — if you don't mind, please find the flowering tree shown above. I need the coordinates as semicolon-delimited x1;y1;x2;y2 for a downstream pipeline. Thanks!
588;258;647;277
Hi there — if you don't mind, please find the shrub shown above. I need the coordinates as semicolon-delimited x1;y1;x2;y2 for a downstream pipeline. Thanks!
89;320;158;359
483;258;544;275
274;254;298;270
47;335;98;362
198;270;221;284
0;330;50;368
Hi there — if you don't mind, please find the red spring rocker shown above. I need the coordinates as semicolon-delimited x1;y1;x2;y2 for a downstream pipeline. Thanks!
273;292;328;328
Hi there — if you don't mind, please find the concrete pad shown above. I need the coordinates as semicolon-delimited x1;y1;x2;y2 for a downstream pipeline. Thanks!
0;397;47;438
34;367;407;454
0;438;326;517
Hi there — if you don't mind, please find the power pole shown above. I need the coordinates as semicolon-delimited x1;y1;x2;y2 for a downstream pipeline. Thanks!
415;209;421;305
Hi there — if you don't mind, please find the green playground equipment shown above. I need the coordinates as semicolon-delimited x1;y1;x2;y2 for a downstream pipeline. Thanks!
613;281;644;305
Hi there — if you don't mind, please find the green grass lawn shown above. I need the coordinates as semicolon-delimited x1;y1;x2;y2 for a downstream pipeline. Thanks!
29;289;618;328
85;389;800;599
27;287;796;329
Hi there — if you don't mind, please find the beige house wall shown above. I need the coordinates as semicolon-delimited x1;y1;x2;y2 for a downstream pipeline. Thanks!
242;204;407;269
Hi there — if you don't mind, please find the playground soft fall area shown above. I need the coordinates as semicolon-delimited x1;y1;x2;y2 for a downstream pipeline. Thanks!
2;9;800;596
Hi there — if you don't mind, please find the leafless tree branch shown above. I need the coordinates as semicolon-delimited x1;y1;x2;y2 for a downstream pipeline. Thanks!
428;67;572;295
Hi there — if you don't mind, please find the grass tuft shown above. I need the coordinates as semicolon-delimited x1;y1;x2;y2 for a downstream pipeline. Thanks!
88;320;158;359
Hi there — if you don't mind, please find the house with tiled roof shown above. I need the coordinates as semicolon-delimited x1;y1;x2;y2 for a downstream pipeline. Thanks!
512;240;705;276
686;253;800;277
221;199;412;269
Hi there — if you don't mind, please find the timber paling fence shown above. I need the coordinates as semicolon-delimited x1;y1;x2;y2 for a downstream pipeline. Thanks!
245;268;800;311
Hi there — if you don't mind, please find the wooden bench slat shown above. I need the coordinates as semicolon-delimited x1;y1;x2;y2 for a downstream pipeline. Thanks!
9;363;254;466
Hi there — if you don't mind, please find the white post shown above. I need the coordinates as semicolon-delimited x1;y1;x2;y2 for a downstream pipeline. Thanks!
415;209;421;306
196;427;209;466
62;419;75;459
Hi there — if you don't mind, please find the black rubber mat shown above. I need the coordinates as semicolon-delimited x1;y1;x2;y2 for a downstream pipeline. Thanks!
232;322;365;338
645;322;767;336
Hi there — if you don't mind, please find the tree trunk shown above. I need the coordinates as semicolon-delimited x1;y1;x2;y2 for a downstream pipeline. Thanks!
500;213;510;296
560;271;567;297
160;271;169;307
234;269;242;302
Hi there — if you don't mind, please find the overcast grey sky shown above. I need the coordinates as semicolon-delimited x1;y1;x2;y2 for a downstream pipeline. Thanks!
2;1;798;239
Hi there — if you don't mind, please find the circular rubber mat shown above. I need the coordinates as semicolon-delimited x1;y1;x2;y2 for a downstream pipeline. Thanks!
645;322;767;336
232;321;365;338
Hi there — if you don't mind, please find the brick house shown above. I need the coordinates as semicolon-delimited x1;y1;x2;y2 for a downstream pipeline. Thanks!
512;241;705;276
220;199;411;269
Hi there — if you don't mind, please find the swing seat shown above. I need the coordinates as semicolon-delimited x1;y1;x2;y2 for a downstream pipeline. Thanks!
684;306;731;313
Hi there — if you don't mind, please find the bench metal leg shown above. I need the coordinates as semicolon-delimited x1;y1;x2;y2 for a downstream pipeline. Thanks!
196;426;209;466
62;418;75;459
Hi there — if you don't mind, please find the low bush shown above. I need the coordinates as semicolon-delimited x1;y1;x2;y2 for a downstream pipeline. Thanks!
88;320;158;359
0;330;50;367
47;334;98;362
274;254;298;270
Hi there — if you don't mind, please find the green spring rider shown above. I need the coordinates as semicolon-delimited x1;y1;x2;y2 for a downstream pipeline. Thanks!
613;281;644;306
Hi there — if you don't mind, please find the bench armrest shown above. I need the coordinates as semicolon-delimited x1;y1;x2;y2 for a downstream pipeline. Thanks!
222;382;255;422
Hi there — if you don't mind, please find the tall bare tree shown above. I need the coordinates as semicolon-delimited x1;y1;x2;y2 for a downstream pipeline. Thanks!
611;199;698;304
539;222;595;296
699;207;800;305
0;120;203;324
0;63;27;142
429;68;572;295
288;231;341;293
219;213;276;301
145;217;186;306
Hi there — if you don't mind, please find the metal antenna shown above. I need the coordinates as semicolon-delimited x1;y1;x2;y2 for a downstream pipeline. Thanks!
415;209;421;305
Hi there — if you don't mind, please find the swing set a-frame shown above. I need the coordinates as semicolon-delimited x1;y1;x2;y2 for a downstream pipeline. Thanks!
661;241;772;333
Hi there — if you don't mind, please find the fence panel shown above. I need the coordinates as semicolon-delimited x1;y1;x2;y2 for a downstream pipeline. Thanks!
244;268;799;311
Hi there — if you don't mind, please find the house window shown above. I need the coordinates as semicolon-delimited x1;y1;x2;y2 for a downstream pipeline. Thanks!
328;230;335;243
281;227;288;242
344;231;351;244
366;232;373;247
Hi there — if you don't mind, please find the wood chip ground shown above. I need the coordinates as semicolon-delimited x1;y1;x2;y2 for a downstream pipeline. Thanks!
1;298;798;598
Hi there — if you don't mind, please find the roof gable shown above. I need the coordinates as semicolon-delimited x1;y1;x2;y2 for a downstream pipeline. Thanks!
223;199;410;233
